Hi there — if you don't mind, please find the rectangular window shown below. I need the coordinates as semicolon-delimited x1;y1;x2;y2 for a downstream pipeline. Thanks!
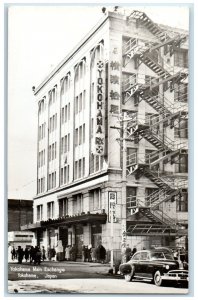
67;165;70;183
83;158;85;176
61;137;64;154
61;107;64;124
83;90;86;109
61;168;63;185
49;145;51;161
74;161;78;179
47;202;54;219
96;155;99;171
75;128;78;146
68;134;70;151
37;205;43;221
79;159;82;178
174;83;188;102
75;96;78;114
79;126;82;145
79;93;82;112
65;105;68;123
59;198;68;217
65;135;68;153
83;124;85;143
176;190;188;212
175;154;188;173
126;187;137;208
174;120;188;138
64;166;66;184
174;49;188;68
52;144;54;160
68;103;70;120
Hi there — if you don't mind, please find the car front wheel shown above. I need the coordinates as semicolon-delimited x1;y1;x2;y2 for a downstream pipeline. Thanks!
153;270;163;286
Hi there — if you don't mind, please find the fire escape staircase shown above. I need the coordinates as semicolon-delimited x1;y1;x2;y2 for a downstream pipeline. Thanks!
126;181;187;236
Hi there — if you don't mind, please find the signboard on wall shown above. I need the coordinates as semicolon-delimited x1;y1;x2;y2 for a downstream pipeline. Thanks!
93;59;105;156
108;191;117;223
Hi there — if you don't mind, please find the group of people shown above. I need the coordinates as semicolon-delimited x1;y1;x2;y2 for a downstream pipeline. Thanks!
125;245;137;262
10;245;47;264
64;244;106;263
82;244;106;263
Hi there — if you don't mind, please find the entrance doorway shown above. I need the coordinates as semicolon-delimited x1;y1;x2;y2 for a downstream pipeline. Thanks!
91;224;102;248
75;226;83;259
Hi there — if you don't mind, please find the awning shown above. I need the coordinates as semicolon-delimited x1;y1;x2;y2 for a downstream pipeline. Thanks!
21;212;107;231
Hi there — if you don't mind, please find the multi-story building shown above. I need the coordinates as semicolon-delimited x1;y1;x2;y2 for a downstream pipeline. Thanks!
27;9;188;259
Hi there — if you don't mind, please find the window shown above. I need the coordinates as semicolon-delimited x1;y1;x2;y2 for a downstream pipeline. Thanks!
47;202;54;219
68;134;70;151
75;96;78;114
79;93;82;112
90;189;100;211
126;187;137;208
83;157;85;176
91;118;94;138
61;107;64;124
176;190;188;212
75;129;78;146
74;161;78;179
79;159;82;178
175;154;188;173
83;124;85;143
48;172;56;189
68;103;70;120
73;194;83;214
174;49;188;68
127;148;137;166
174;120;188;138
59;198;68;217
79;126;82;145
132;253;141;261
145;188;159;206
83;90;86;109
60;168;63;185
64;135;68;153
37;205;43;221
174;83;188;102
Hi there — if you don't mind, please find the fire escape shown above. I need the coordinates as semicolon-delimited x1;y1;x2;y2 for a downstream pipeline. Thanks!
122;10;188;237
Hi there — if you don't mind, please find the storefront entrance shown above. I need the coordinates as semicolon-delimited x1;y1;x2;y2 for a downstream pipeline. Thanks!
75;226;83;259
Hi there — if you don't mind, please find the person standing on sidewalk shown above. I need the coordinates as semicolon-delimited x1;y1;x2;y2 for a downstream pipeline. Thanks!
65;245;70;261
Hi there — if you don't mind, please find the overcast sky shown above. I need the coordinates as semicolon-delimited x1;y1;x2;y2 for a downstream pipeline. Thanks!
8;5;189;199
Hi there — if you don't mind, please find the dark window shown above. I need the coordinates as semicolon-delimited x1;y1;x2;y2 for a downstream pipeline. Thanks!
175;154;188;173
177;190;188;212
174;49;188;68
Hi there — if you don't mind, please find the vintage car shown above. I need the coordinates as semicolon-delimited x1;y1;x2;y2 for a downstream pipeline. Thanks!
119;249;189;286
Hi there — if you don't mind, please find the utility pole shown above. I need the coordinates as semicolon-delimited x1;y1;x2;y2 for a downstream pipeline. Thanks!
121;112;128;263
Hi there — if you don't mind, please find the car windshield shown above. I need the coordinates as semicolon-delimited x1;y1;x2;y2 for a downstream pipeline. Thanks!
151;251;174;260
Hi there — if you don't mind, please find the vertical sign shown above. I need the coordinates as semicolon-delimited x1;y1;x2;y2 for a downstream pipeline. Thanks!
109;43;121;115
121;220;127;263
93;60;105;155
108;191;117;223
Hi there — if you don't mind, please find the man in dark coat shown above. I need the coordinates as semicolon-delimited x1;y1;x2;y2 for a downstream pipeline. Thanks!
98;244;106;263
17;246;24;264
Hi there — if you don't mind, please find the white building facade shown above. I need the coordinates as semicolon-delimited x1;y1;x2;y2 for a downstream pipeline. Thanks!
29;10;188;260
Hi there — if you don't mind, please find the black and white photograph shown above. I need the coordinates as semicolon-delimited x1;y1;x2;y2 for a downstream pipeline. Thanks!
5;1;195;296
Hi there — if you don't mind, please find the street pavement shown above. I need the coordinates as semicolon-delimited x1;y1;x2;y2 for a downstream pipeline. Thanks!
7;260;189;294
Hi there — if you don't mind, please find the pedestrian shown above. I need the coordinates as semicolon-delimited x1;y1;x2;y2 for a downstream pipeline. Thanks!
88;244;92;262
34;246;42;265
174;249;179;260
24;247;29;262
51;246;56;261
82;245;86;262
125;244;132;262
41;246;46;261
98;244;106;264
132;246;137;256
29;246;36;264
47;245;51;260
65;245;70;261
91;247;96;262
17;246;24;264
11;247;16;261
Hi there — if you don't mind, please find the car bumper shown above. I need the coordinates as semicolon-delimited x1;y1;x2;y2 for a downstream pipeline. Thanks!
161;270;189;282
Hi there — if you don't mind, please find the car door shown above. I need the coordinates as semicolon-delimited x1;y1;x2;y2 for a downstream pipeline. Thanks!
130;252;142;275
136;251;152;279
